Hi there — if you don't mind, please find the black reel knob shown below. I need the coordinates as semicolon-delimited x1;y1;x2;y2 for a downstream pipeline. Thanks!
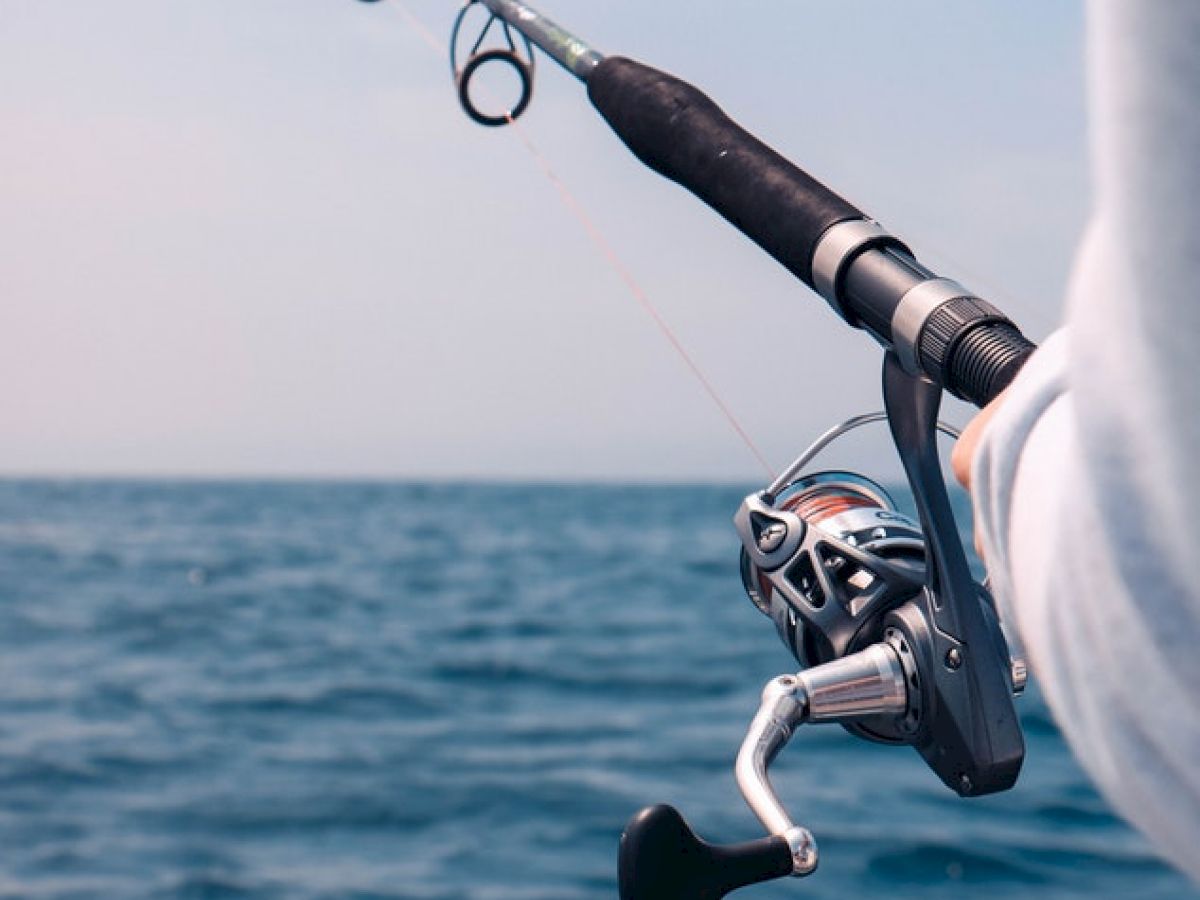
618;805;795;900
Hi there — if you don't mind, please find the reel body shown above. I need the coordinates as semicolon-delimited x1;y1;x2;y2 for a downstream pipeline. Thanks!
735;357;1025;794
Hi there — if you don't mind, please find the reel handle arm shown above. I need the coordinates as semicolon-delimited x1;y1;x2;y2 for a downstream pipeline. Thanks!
734;675;817;876
619;644;911;899
735;643;908;872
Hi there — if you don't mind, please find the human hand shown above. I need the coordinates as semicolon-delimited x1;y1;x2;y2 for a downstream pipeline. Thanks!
951;388;1011;492
951;388;1011;561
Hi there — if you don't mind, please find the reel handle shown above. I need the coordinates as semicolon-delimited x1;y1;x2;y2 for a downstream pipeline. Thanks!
618;805;794;900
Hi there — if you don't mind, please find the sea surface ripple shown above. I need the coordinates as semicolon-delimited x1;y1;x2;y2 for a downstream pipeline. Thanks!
0;480;1193;899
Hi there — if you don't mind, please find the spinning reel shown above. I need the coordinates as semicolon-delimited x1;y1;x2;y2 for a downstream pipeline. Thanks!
450;0;536;126
619;357;1028;898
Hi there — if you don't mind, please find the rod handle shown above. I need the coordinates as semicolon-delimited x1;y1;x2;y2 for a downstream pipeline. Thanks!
587;56;862;289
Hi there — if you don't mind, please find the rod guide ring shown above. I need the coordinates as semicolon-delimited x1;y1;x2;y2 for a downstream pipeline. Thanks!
457;48;533;126
450;0;537;126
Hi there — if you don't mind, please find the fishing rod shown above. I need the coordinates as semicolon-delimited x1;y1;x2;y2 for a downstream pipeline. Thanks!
364;1;1035;896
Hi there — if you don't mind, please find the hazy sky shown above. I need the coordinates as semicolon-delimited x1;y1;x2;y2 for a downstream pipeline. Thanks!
1;1;1087;480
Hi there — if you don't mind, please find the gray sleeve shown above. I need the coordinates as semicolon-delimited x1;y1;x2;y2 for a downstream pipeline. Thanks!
969;1;1200;882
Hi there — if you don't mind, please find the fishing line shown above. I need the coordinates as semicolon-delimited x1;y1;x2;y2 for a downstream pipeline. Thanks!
386;0;776;478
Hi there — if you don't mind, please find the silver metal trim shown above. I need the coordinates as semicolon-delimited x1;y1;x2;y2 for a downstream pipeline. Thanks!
812;505;917;541
889;277;971;376
766;412;962;501
782;827;819;878
1010;657;1028;696
734;644;910;876
479;0;603;80
798;642;908;722
734;674;816;875
810;219;894;311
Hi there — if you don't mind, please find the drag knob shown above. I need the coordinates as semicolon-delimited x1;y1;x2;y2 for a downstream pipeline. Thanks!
618;805;794;900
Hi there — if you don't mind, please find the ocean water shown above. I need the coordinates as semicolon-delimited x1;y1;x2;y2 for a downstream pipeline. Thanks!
0;480;1193;899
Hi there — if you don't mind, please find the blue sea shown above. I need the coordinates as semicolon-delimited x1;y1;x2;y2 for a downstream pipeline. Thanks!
0;480;1193;899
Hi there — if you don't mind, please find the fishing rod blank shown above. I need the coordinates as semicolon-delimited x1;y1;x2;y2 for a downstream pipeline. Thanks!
445;0;1035;409
472;0;601;79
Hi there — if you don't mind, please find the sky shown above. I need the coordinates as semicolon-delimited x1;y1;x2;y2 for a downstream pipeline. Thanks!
0;1;1088;481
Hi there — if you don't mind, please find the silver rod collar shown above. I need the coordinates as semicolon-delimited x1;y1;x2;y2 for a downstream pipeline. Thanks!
889;277;972;376
810;219;897;316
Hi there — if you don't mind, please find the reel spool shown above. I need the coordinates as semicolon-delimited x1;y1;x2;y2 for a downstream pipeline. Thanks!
451;0;536;126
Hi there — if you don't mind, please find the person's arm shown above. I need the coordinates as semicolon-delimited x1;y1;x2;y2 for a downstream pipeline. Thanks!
956;1;1200;881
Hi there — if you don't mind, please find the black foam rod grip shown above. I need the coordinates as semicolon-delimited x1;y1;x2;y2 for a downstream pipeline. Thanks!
618;805;796;900
588;56;864;288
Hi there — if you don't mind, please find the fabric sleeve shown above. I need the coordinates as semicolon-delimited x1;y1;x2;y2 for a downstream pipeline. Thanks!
969;1;1200;882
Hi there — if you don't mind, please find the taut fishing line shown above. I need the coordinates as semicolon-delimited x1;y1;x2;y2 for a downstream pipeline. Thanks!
388;0;776;478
